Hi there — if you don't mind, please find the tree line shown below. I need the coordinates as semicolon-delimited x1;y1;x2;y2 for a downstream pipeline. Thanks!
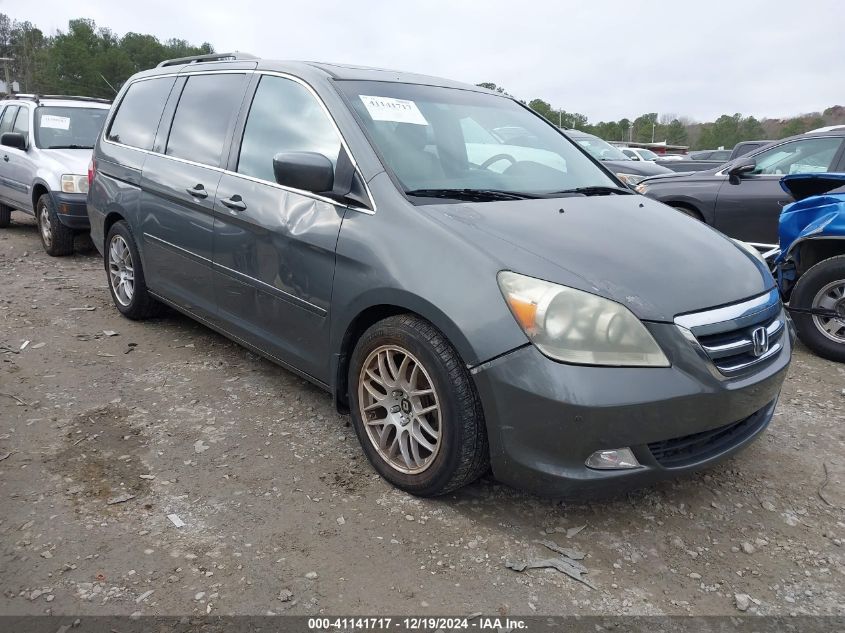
0;14;212;99
478;82;844;151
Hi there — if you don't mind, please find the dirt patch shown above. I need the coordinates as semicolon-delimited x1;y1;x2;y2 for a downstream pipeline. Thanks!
49;405;151;510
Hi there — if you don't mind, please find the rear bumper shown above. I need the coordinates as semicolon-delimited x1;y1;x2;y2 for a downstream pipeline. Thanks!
52;192;89;229
472;319;792;498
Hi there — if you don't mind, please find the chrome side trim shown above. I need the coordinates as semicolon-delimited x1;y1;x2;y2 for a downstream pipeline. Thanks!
144;232;326;315
144;232;211;264
674;288;780;330
212;261;326;316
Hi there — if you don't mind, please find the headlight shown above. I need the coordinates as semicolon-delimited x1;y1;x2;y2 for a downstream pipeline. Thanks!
61;174;89;194
615;173;646;187
731;238;767;265
497;271;670;367
634;182;649;194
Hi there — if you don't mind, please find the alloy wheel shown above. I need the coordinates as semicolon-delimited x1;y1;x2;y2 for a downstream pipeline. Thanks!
812;280;845;343
39;204;52;247
108;235;135;307
358;345;442;474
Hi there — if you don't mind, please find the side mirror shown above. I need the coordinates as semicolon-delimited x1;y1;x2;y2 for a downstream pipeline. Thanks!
272;152;334;194
727;157;756;184
1;132;27;151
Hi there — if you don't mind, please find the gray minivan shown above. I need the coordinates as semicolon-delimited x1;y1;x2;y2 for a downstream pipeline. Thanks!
88;53;793;497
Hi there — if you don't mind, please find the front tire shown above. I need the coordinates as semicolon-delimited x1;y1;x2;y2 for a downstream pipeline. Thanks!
790;255;845;362
348;314;489;496
36;194;74;256
105;221;164;320
0;203;11;228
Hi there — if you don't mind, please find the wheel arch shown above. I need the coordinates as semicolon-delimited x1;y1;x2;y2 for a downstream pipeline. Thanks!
796;237;845;275
665;199;707;222
31;180;52;214
331;293;479;414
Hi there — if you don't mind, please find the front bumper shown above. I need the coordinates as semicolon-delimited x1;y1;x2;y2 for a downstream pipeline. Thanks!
472;319;792;498
52;192;89;229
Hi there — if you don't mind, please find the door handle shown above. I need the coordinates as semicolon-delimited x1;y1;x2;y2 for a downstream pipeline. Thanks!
3;155;8;162
221;195;246;212
186;184;208;199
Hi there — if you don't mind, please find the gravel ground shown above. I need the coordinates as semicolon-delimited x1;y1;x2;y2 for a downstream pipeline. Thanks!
1;211;844;617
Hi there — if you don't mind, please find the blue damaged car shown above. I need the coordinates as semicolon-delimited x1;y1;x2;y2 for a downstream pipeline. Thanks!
769;173;845;362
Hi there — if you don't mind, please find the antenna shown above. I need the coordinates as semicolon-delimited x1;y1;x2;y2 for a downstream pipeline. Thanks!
99;73;118;95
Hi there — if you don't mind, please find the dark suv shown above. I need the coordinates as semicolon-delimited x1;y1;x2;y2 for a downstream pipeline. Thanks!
637;131;845;245
88;53;792;497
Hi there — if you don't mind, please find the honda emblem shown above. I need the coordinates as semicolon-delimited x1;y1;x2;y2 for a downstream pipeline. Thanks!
751;326;769;357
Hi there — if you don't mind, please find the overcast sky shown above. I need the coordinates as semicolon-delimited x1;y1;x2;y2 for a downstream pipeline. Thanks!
3;0;842;123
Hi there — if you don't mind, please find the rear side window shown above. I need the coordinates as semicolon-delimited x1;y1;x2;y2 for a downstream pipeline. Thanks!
0;105;18;135
237;75;342;183
108;77;175;150
166;74;246;167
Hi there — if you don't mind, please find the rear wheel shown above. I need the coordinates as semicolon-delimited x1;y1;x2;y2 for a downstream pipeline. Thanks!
790;255;845;362
105;221;164;320
36;194;74;256
348;314;489;496
0;203;11;228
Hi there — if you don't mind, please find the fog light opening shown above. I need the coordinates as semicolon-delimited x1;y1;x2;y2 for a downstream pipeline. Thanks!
585;447;640;470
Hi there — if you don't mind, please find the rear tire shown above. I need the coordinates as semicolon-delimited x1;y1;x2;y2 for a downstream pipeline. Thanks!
105;221;165;320
36;194;74;256
348;314;489;496
790;255;845;362
0;203;10;228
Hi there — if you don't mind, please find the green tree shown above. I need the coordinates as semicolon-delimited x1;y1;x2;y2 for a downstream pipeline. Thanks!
528;98;555;123
632;113;658;142
740;116;765;140
664;119;688;145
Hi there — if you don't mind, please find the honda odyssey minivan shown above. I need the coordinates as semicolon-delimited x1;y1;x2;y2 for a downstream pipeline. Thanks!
88;53;793;497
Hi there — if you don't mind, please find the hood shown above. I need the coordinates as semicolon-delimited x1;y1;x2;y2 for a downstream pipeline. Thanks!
600;159;674;176
38;148;92;176
422;195;774;322
780;172;845;201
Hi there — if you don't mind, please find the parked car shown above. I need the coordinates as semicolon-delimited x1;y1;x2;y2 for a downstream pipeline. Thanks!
731;140;774;160
0;94;111;255
768;173;845;362
620;147;660;162
89;53;792;497
689;149;732;161
565;131;674;186
636;131;845;245
656;142;775;174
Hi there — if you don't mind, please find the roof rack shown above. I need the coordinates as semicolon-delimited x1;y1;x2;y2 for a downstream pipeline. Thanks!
6;94;112;105
156;51;257;68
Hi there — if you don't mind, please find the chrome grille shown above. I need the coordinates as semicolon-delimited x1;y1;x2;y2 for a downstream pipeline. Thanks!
675;289;785;375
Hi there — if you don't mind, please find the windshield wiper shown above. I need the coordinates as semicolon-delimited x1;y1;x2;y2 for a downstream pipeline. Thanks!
405;188;539;201
47;144;94;149
550;185;633;196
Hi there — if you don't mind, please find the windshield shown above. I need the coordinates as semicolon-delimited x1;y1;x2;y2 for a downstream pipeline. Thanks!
638;149;659;160
34;106;108;149
338;81;618;198
570;135;632;161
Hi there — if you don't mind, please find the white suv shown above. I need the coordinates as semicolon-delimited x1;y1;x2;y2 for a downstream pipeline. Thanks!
0;95;110;255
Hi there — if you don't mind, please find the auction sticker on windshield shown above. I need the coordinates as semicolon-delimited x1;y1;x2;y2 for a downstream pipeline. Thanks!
40;115;71;130
359;95;428;125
